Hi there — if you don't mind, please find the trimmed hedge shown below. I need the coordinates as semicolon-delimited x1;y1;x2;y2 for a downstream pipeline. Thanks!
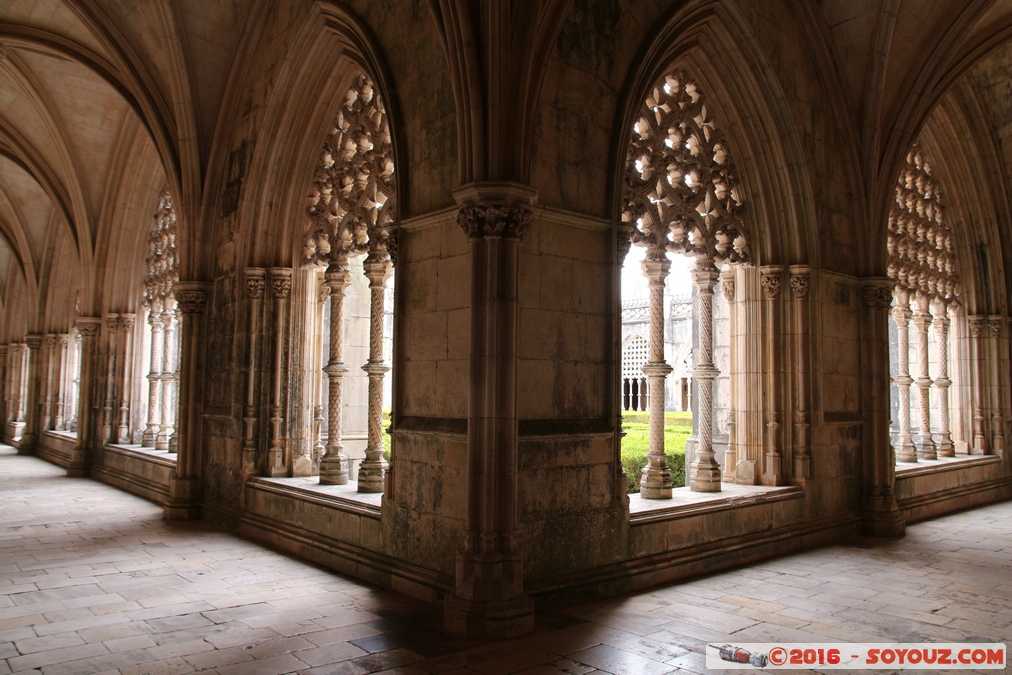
621;414;692;492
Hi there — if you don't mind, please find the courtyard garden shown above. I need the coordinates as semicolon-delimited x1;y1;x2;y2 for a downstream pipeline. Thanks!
621;410;692;492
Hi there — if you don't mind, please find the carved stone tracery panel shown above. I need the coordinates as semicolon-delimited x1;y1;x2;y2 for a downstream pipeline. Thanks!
622;69;749;263
145;189;179;304
887;145;957;302
304;74;396;267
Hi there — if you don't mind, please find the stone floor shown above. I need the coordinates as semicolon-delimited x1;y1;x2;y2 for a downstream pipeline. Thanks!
1;445;1010;675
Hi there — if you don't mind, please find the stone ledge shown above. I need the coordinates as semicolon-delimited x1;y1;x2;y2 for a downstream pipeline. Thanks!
628;483;804;523
104;443;178;467
895;453;1001;477
248;476;382;519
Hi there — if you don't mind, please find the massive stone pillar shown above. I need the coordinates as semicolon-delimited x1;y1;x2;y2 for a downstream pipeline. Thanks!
932;301;954;456
689;261;722;492
443;182;535;639
42;335;57;432
101;315;118;444
639;249;673;498
859;285;904;536
10;343;26;437
789;266;812;480
319;259;352;485
164;283;211;520
358;254;392;492
68;318;101;476
892;289;916;462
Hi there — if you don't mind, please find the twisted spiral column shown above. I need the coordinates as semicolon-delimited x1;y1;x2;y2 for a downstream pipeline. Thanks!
932;300;953;456
912;295;935;459
358;255;392;493
53;335;69;430
892;290;916;462
142;304;164;446
157;303;177;450
320;260;352;485
690;260;722;492
639;250;673;498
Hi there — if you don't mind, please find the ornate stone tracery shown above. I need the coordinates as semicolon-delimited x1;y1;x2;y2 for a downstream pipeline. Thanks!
887;146;957;302
145;190;179;306
305;74;396;267
622;69;749;264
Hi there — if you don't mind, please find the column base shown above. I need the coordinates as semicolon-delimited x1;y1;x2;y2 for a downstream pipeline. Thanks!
896;441;917;462
639;462;672;499
18;432;37;452
66;444;92;477
443;593;534;639
163;476;202;520
690;460;722;492
358;460;387;493
319;456;349;485
861;488;905;537
917;442;937;461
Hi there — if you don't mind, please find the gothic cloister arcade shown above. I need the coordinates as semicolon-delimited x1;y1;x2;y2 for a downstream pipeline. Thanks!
2;0;1012;639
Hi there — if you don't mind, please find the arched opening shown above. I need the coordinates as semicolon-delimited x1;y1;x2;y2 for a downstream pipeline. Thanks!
620;68;750;497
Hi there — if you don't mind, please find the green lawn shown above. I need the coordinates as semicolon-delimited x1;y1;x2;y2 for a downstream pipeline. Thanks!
621;411;692;492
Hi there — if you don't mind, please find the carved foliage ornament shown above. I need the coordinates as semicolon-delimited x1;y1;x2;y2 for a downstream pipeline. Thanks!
887;144;957;302
246;277;265;299
177;290;208;315
622;69;749;263
760;268;783;299
861;286;893;308
145;189;179;304
305;74;396;267
457;204;533;241
790;274;810;299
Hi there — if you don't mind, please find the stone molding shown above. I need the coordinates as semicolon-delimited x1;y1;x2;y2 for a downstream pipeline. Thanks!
269;268;293;299
789;265;811;299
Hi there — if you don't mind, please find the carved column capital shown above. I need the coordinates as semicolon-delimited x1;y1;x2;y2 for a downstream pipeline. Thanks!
119;314;136;331
759;265;784;299
789;265;811;299
245;268;266;299
691;260;720;294
457;204;533;240
987;315;1004;337
453;181;537;241
324;258;352;291
862;285;893;309
45;334;57;350
105;314;119;334
58;334;69;349
969;315;984;337
269;268;293;299
174;282;212;315
75;317;102;338
0;345;7;358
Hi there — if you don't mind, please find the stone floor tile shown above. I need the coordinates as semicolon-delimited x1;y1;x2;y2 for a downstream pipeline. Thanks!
182;644;252;670
297;662;371;675
6;641;109;672
511;659;596;675
296;641;371;667
214;652;308;675
567;644;676;675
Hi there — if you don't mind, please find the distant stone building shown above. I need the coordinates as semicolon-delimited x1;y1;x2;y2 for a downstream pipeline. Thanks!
621;291;693;411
